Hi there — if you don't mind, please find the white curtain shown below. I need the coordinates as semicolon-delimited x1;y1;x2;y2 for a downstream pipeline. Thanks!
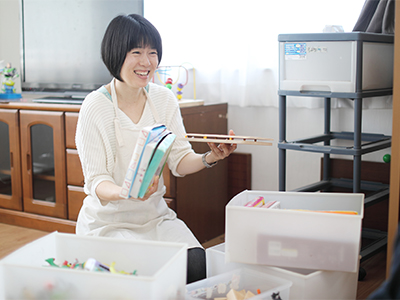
145;0;369;107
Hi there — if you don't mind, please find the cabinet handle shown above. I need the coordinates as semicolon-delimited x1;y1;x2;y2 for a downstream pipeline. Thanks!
10;152;13;168
27;153;31;172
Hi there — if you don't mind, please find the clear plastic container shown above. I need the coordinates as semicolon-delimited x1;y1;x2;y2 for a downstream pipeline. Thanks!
0;232;187;300
279;33;394;94
225;190;364;272
186;267;292;300
207;243;358;300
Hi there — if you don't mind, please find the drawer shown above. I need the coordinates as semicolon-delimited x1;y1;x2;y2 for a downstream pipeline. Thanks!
68;185;86;221
65;112;79;149
66;149;84;186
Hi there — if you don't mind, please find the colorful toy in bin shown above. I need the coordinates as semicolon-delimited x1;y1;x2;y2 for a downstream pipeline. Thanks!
244;196;265;207
45;257;138;275
0;61;22;101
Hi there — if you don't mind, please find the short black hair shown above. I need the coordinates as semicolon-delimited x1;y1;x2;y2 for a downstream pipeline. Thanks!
101;14;162;81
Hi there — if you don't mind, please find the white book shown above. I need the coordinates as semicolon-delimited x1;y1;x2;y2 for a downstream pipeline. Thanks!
119;124;166;198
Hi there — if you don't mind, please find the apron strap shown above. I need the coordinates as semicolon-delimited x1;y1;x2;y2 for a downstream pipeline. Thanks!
110;78;162;147
111;79;125;147
143;87;161;124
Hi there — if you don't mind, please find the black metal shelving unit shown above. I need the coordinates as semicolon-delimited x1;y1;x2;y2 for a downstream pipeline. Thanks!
278;32;394;266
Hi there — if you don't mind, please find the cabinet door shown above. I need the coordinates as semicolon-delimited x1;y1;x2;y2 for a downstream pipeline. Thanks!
0;109;22;210
20;110;67;218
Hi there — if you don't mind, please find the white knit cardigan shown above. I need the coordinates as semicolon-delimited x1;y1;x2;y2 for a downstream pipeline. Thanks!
75;82;193;198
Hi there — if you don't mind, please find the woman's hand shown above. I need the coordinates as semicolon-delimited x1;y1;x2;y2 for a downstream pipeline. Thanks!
176;129;238;176
137;175;159;201
206;129;237;164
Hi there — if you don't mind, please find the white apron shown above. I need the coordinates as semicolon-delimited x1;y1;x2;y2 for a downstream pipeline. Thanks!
76;79;201;249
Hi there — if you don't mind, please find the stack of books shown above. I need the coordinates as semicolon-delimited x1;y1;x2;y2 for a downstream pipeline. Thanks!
119;124;176;199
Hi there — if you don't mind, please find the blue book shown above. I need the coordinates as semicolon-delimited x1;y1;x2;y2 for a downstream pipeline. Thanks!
137;132;176;198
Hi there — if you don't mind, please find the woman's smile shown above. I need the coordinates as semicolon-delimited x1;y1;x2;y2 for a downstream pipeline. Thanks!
134;70;150;77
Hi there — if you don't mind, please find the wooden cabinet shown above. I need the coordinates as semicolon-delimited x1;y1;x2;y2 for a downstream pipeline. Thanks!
0;103;77;232
0;109;22;211
0;109;68;219
164;103;229;243
0;102;229;243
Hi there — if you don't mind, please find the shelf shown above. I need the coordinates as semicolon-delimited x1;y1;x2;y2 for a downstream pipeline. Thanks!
278;32;394;272
290;178;389;206
278;88;393;99
289;177;389;263
279;131;391;155
361;228;388;262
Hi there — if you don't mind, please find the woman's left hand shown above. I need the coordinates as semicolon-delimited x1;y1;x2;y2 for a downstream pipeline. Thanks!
206;129;237;163
138;176;159;201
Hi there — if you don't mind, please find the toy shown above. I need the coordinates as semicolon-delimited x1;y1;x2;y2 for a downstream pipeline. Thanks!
165;77;173;89
0;61;22;100
176;83;184;100
383;154;391;163
84;257;110;272
45;258;84;269
45;257;138;275
155;63;194;100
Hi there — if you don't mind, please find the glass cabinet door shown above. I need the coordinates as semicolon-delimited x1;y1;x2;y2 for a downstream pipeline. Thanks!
30;124;56;202
0;121;11;196
0;109;22;210
20;110;67;218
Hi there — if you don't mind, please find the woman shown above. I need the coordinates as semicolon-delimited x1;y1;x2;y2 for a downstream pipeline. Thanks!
75;13;236;283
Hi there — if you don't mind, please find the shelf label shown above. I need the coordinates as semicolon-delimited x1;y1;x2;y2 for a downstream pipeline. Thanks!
284;43;307;60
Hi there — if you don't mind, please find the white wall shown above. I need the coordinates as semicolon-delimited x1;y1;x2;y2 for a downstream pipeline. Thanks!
1;0;394;192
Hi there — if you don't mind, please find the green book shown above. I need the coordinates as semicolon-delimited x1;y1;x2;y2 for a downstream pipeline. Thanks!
137;132;176;198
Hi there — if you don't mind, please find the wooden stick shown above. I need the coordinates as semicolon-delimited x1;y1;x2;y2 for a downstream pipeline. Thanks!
185;133;273;141
178;133;273;146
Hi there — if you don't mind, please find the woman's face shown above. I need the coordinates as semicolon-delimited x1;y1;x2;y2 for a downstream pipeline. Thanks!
120;46;158;89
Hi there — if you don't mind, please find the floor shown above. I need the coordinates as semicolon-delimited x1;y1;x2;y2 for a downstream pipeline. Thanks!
0;223;387;299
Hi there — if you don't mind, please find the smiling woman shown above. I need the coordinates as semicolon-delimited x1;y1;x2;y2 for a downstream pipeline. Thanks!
74;13;237;285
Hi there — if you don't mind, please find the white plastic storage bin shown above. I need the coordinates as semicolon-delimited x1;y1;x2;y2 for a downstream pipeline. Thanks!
279;32;394;94
207;243;358;300
225;190;364;272
186;267;292;300
0;232;187;300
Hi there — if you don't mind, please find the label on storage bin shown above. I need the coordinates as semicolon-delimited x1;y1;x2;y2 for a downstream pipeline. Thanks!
268;241;298;257
257;233;358;272
285;43;307;60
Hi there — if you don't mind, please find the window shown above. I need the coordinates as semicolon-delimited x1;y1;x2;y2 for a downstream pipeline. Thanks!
145;0;365;107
